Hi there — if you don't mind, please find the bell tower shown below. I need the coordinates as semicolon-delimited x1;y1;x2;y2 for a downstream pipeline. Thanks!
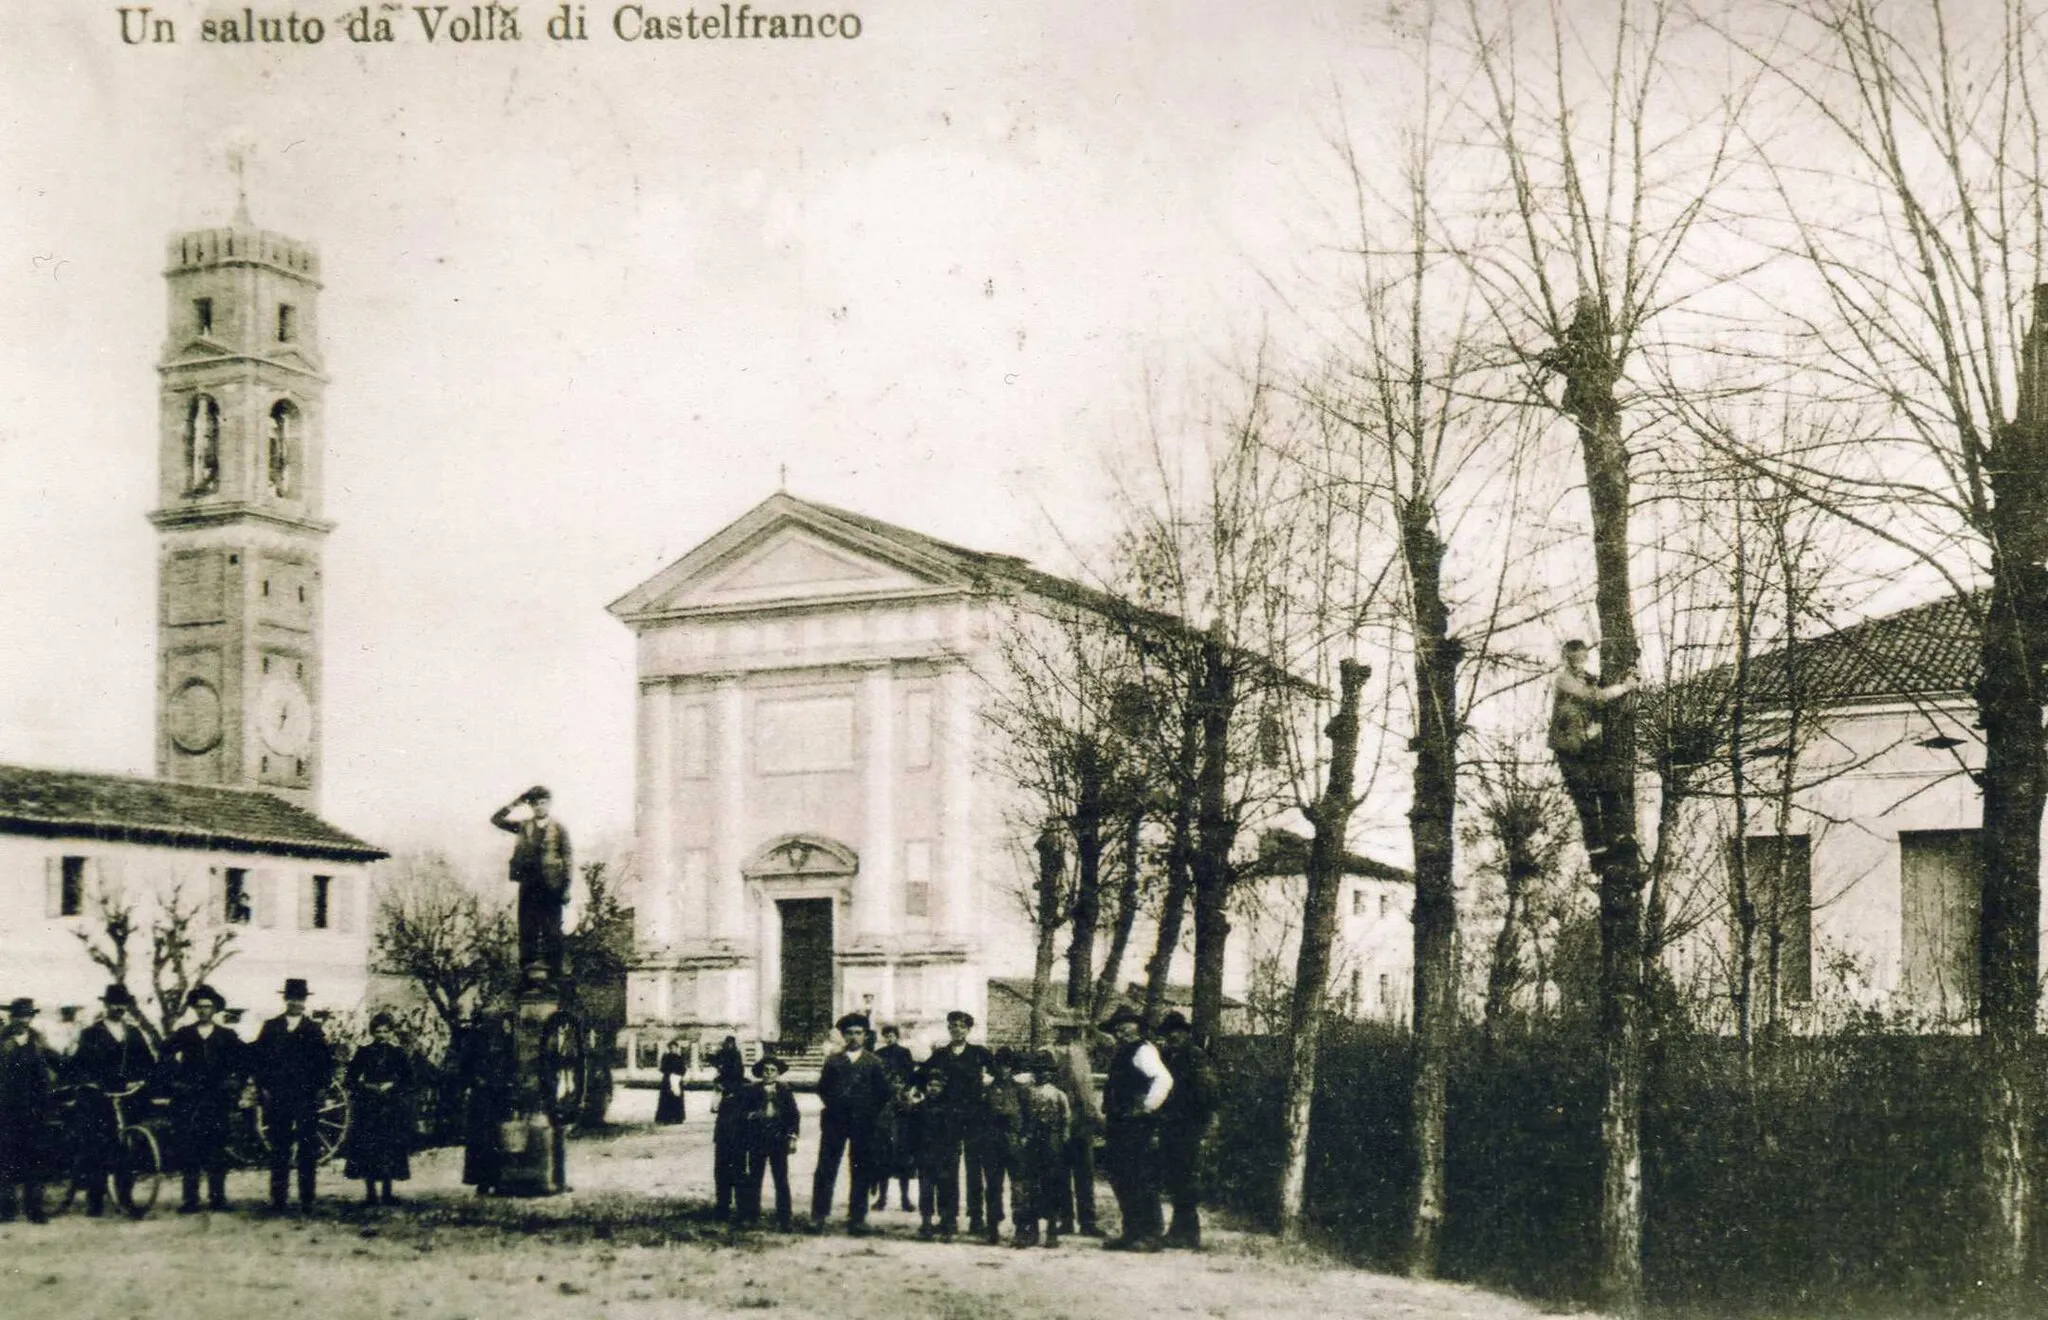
149;209;330;810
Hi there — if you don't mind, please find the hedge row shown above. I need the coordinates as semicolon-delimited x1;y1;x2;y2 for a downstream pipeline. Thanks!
1209;1021;2048;1314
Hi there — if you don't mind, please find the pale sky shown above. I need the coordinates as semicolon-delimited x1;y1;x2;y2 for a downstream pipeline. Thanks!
0;1;1393;856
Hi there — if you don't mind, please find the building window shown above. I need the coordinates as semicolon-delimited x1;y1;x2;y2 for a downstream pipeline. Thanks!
1737;835;1813;1005
904;840;933;922
1351;888;1365;918
1378;973;1392;1008
754;694;856;774
277;304;296;342
224;868;252;925
1379;893;1391;920
905;689;935;769
194;297;214;335
311;875;332;930
1350;967;1363;1011
54;856;87;917
677;703;709;779
1900;830;1981;1019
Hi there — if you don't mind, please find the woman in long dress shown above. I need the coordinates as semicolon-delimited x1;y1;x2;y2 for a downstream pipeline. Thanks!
654;1040;688;1125
343;1014;415;1205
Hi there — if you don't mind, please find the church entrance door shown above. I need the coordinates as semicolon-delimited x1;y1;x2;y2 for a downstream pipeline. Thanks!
777;898;835;1047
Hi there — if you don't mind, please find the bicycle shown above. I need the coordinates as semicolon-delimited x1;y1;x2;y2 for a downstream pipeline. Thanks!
49;1082;166;1219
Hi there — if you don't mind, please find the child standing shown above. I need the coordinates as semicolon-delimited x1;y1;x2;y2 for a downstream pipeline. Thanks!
1011;1049;1071;1248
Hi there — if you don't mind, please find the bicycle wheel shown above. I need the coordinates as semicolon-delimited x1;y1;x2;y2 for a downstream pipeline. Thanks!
115;1126;163;1219
316;1082;350;1166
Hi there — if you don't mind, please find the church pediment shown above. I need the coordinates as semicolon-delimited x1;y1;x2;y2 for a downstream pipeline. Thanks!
743;834;859;880
609;493;973;622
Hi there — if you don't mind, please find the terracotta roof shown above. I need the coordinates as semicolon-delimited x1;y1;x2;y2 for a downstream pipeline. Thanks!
1711;591;1983;709
0;764;386;862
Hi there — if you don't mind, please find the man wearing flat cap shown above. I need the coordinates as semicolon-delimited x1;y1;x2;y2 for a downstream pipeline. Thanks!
68;984;158;1216
916;1008;994;1240
0;997;55;1223
1098;1004;1172;1252
253;978;333;1212
810;1012;892;1233
492;784;574;985
166;984;243;1212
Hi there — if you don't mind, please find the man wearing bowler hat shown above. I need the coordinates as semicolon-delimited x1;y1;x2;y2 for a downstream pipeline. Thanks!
166;983;243;1212
810;1012;892;1234
492;784;575;986
253;977;333;1212
1098;1004;1171;1252
1154;1010;1217;1249
0;997;55;1223
68;983;158;1216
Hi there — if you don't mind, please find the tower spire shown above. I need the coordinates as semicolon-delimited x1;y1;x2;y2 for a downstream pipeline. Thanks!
228;143;251;225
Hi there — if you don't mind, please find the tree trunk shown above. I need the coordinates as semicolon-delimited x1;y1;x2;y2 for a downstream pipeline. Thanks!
1093;809;1146;1020
1144;688;1203;1023
1190;632;1239;1043
1277;659;1371;1242
1028;826;1066;1050
1974;294;2048;1290
1404;513;1462;1279
1555;293;1647;1317
1065;739;1107;1010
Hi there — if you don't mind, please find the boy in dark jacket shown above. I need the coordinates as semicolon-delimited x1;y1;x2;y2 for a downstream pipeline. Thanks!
738;1055;799;1229
1011;1049;1071;1248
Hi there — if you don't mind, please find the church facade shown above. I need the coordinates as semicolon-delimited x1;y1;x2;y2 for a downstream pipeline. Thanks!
609;495;1063;1055
0;209;383;1030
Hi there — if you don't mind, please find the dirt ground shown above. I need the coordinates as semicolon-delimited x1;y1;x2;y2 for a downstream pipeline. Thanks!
0;1087;1572;1320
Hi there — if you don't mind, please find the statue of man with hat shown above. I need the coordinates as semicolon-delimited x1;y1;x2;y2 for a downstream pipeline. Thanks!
252;977;333;1212
67;983;158;1216
491;784;575;986
166;983;243;1212
0;997;56;1224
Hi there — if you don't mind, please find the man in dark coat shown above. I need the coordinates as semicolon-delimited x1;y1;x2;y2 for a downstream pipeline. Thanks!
915;1009;992;1240
165;983;243;1213
810;1012;892;1234
1099;1005;1171;1252
252;978;333;1212
737;1054;800;1230
0;998;55;1224
710;1037;749;1220
68;983;158;1216
490;784;574;984
1155;1011;1219;1248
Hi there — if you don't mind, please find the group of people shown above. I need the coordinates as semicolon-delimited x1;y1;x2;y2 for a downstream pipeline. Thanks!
703;1004;1217;1252
0;978;417;1223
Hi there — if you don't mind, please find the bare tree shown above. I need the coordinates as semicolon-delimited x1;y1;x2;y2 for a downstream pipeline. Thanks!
1714;2;2048;1280
371;851;520;1041
147;883;237;1043
74;884;140;1023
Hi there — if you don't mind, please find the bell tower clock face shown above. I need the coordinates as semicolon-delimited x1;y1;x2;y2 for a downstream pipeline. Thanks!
257;675;314;757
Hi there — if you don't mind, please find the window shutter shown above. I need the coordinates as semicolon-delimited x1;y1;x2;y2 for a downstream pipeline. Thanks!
296;873;314;930
206;868;226;928
45;857;62;918
252;870;277;929
332;875;356;934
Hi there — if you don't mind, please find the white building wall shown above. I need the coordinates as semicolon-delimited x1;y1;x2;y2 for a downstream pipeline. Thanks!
0;832;374;1041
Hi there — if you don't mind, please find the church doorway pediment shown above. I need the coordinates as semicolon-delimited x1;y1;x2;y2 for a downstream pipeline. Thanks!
743;834;859;882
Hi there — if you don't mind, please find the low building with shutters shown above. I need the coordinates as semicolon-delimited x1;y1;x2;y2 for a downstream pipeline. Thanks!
0;763;386;1037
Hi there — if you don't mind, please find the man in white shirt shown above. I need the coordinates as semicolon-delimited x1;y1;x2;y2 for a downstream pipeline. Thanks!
1098;1005;1171;1252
